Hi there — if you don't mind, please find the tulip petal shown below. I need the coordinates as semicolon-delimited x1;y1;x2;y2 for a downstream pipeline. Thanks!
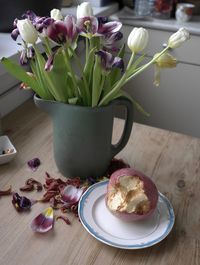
0;186;12;196
11;28;20;41
98;21;122;35
12;193;34;212
61;185;84;204
77;16;99;36
96;50;124;72
31;207;54;233
27;158;41;171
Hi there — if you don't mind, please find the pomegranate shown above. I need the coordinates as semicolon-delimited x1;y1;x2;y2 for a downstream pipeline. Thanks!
106;168;158;221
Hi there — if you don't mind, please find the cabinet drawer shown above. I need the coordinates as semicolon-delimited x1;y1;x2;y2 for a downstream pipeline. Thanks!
122;26;200;65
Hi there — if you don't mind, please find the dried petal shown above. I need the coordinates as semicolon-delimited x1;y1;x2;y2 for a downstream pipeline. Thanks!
31;207;54;233
61;185;84;205
56;215;71;225
20;178;43;192
12;192;34;211
27;158;41;171
0;186;12;196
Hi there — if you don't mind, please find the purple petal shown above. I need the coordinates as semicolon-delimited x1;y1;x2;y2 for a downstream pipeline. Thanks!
45;53;55;71
77;16;98;35
31;207;54;233
98;17;108;24
22;10;37;21
98;21;122;35
61;185;84;204
19;50;28;65
64;15;78;42
26;47;35;59
96;50;124;72
12;193;33;211
113;56;124;72
103;32;123;52
11;28;19;41
27;158;41;171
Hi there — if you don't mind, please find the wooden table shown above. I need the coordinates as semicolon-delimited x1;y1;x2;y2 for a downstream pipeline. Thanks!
0;100;199;265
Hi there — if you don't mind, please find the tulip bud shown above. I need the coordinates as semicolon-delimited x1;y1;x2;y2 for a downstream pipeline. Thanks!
127;27;149;53
50;9;63;21
168;28;190;49
77;2;93;19
17;19;38;44
153;52;177;68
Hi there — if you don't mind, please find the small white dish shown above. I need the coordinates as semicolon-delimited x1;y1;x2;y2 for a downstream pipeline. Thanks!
78;181;175;249
0;135;17;165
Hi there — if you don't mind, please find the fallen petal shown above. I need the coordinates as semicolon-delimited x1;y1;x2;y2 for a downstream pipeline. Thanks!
27;158;41;171
31;207;54;233
56;215;71;225
0;186;12;196
61;185;84;204
12;193;34;211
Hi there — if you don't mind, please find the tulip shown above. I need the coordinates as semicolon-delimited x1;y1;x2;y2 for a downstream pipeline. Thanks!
153;52;177;68
96;50;124;73
50;9;63;21
17;19;38;44
77;2;93;19
168;28;190;49
127;27;149;53
45;15;77;45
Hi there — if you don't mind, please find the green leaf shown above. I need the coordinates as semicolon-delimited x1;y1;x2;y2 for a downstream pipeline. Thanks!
1;57;38;90
92;56;102;107
30;60;54;100
116;91;150;117
83;47;96;83
127;54;146;77
68;97;78;104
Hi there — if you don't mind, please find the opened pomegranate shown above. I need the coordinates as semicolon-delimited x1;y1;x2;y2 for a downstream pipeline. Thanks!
106;168;158;221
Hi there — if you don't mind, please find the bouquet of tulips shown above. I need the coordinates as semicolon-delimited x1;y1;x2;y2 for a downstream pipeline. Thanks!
1;2;190;113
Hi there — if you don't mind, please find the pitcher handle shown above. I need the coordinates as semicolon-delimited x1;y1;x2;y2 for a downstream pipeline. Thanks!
110;98;134;157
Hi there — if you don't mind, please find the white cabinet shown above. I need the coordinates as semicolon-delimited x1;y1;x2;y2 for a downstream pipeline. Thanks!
121;25;200;138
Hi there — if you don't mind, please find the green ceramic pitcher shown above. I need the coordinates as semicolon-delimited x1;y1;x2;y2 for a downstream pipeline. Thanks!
34;94;134;178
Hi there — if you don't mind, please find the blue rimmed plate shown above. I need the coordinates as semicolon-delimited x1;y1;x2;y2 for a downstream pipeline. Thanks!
78;180;175;249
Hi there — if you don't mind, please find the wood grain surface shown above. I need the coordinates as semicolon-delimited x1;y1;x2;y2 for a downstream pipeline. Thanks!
0;99;199;265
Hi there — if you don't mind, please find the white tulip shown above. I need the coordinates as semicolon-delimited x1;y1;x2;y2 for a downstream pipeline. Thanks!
17;19;38;44
127;27;149;53
168;28;190;49
50;9;63;21
77;2;93;19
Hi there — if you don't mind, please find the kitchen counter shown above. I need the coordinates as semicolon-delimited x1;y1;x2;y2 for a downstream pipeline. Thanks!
111;7;200;35
0;99;199;265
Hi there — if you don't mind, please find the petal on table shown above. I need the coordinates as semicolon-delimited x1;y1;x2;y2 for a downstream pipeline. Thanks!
61;185;84;204
31;207;54;233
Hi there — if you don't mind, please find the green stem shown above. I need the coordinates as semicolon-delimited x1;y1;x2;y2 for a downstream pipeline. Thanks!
86;38;89;60
33;44;59;100
43;37;52;56
62;48;79;98
98;52;135;106
124;47;169;84
99;46;169;106
69;47;90;105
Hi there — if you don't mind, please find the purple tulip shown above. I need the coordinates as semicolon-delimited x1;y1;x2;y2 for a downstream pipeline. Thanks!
96;50;124;73
77;16;99;37
11;28;20;41
98;21;122;35
45;15;78;45
103;31;123;52
19;47;35;65
45;53;55;71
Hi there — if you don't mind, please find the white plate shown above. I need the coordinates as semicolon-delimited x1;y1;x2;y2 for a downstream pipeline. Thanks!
78;180;175;249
